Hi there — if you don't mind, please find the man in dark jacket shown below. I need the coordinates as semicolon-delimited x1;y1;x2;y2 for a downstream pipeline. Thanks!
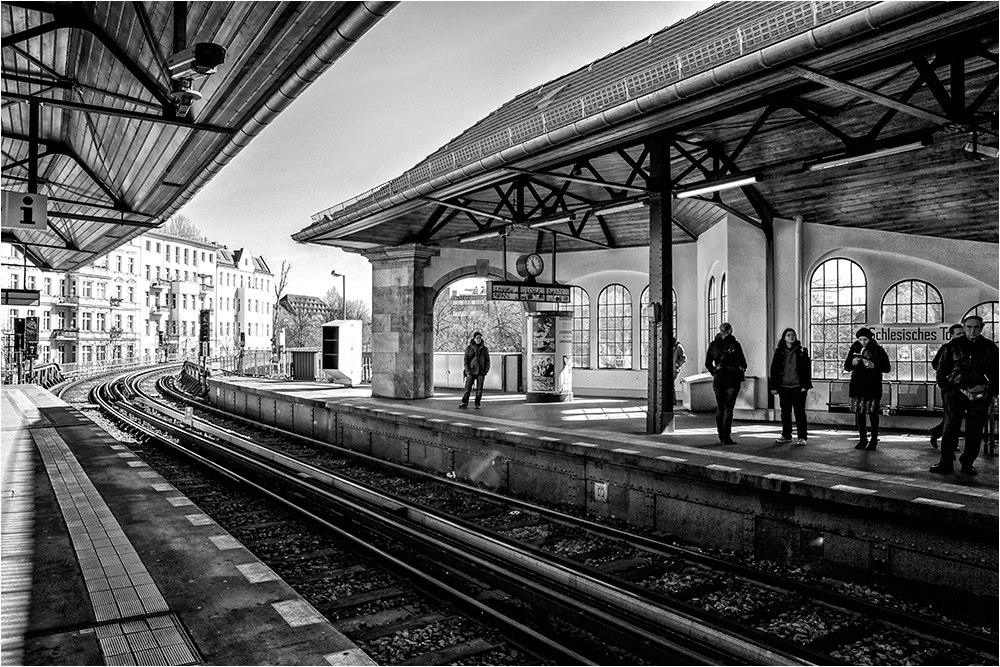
931;315;998;476
705;323;747;445
460;331;491;409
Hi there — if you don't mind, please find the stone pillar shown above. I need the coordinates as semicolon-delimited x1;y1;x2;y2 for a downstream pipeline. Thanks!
362;244;440;399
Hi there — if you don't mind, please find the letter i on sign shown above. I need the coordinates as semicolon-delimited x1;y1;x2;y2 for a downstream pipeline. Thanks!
20;196;35;226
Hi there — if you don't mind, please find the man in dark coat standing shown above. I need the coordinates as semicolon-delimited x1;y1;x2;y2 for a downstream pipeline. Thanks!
705;323;747;445
460;331;491;409
931;315;998;476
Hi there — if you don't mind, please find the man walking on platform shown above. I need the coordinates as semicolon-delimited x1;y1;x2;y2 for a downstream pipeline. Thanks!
931;315;998;476
460;331;491;409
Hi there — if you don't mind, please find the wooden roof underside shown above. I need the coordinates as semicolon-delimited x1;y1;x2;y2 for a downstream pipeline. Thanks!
297;1;999;256
2;1;394;271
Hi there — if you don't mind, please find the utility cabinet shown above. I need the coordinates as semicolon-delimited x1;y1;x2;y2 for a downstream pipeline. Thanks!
321;320;362;386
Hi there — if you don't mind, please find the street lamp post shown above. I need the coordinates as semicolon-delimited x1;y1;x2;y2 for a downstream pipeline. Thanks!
331;270;347;320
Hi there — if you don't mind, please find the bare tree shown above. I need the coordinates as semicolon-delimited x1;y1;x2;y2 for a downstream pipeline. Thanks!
271;260;291;350
162;214;203;240
321;287;372;351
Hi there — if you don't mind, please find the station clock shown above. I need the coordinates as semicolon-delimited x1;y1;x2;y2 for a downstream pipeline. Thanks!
515;253;544;278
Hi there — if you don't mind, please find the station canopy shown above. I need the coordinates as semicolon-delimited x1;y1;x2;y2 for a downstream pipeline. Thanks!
295;1;999;256
2;1;395;272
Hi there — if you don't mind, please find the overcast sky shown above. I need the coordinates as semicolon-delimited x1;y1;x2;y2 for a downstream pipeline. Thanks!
179;1;715;305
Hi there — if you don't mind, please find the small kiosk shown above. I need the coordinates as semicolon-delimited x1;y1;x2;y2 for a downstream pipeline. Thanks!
525;311;573;402
321;320;363;386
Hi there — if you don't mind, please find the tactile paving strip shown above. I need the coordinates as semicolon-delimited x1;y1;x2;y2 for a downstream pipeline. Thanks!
29;425;200;665
0;412;36;666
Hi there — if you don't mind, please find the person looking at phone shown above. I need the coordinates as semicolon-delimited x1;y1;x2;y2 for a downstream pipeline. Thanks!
844;328;891;451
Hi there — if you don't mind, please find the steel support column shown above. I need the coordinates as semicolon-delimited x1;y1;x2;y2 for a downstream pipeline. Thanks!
646;136;674;434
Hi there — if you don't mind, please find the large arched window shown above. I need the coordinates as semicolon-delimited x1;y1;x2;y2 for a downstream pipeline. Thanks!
598;284;632;369
809;258;867;379
570;286;590;369
640;287;678;370
881;279;944;381
707;276;717;344
964;301;999;342
720;274;728;325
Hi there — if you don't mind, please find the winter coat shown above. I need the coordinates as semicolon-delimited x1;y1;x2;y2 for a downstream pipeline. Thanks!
705;334;747;387
843;340;891;399
935;335;998;396
672;343;687;380
768;341;813;392
463;340;491;376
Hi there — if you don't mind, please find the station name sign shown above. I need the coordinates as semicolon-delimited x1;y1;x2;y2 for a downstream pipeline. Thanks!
862;324;954;344
487;281;571;303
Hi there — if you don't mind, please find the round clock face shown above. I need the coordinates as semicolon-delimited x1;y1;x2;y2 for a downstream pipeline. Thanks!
517;253;544;277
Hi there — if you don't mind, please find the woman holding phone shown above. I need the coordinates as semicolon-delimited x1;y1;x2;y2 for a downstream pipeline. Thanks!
844;327;891;450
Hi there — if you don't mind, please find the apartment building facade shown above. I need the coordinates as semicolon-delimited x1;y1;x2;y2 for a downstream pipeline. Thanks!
2;232;274;367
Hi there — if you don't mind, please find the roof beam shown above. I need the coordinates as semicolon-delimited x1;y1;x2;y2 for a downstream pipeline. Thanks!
419;197;513;224
2;92;235;134
789;65;956;128
504;166;649;194
0;233;56;269
48;211;159;227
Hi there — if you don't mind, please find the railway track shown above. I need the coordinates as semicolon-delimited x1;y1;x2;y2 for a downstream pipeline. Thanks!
80;367;998;666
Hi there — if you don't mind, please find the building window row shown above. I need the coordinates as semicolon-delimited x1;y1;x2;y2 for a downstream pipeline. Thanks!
809;257;998;381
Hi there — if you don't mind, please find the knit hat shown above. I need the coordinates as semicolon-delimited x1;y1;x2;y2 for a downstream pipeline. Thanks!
855;327;874;339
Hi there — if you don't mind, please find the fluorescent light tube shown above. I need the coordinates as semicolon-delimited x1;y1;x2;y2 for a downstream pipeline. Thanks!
806;141;929;171
596;200;647;215
674;175;758;199
459;229;502;243
529;216;571;229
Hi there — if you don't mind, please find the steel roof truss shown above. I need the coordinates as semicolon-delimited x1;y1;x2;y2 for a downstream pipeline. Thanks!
2;92;235;134
0;233;55;270
503;166;648;195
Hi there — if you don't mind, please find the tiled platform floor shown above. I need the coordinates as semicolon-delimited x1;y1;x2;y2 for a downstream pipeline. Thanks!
1;385;374;666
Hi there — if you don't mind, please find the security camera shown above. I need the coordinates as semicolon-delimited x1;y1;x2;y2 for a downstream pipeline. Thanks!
166;42;227;81
168;86;203;116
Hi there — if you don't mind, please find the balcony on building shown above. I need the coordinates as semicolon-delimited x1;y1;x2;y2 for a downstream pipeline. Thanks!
54;296;80;309
149;304;168;318
149;281;167;292
51;328;80;340
109;296;123;307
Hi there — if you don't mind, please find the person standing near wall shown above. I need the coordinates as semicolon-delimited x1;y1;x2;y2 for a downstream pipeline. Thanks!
769;327;813;446
672;337;687;381
460;331;491;409
845;327;891;451
930;315;998;476
929;323;966;448
705;323;747;445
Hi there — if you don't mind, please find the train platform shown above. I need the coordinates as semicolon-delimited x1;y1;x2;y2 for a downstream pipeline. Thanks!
0;384;374;666
213;377;999;519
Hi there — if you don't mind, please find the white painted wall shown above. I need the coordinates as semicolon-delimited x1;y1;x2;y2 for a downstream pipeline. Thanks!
425;222;997;403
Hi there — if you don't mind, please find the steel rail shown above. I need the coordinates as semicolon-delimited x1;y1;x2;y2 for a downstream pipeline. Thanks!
126;373;809;665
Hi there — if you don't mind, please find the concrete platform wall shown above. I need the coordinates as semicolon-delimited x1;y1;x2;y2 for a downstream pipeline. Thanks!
210;379;998;604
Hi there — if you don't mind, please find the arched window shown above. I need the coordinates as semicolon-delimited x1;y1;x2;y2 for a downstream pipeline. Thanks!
640;287;678;370
707;276;717;344
720;274;728;325
964;301;999;342
570;286;590;369
881;279;944;381
598;284;632;369
809;258;867;379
